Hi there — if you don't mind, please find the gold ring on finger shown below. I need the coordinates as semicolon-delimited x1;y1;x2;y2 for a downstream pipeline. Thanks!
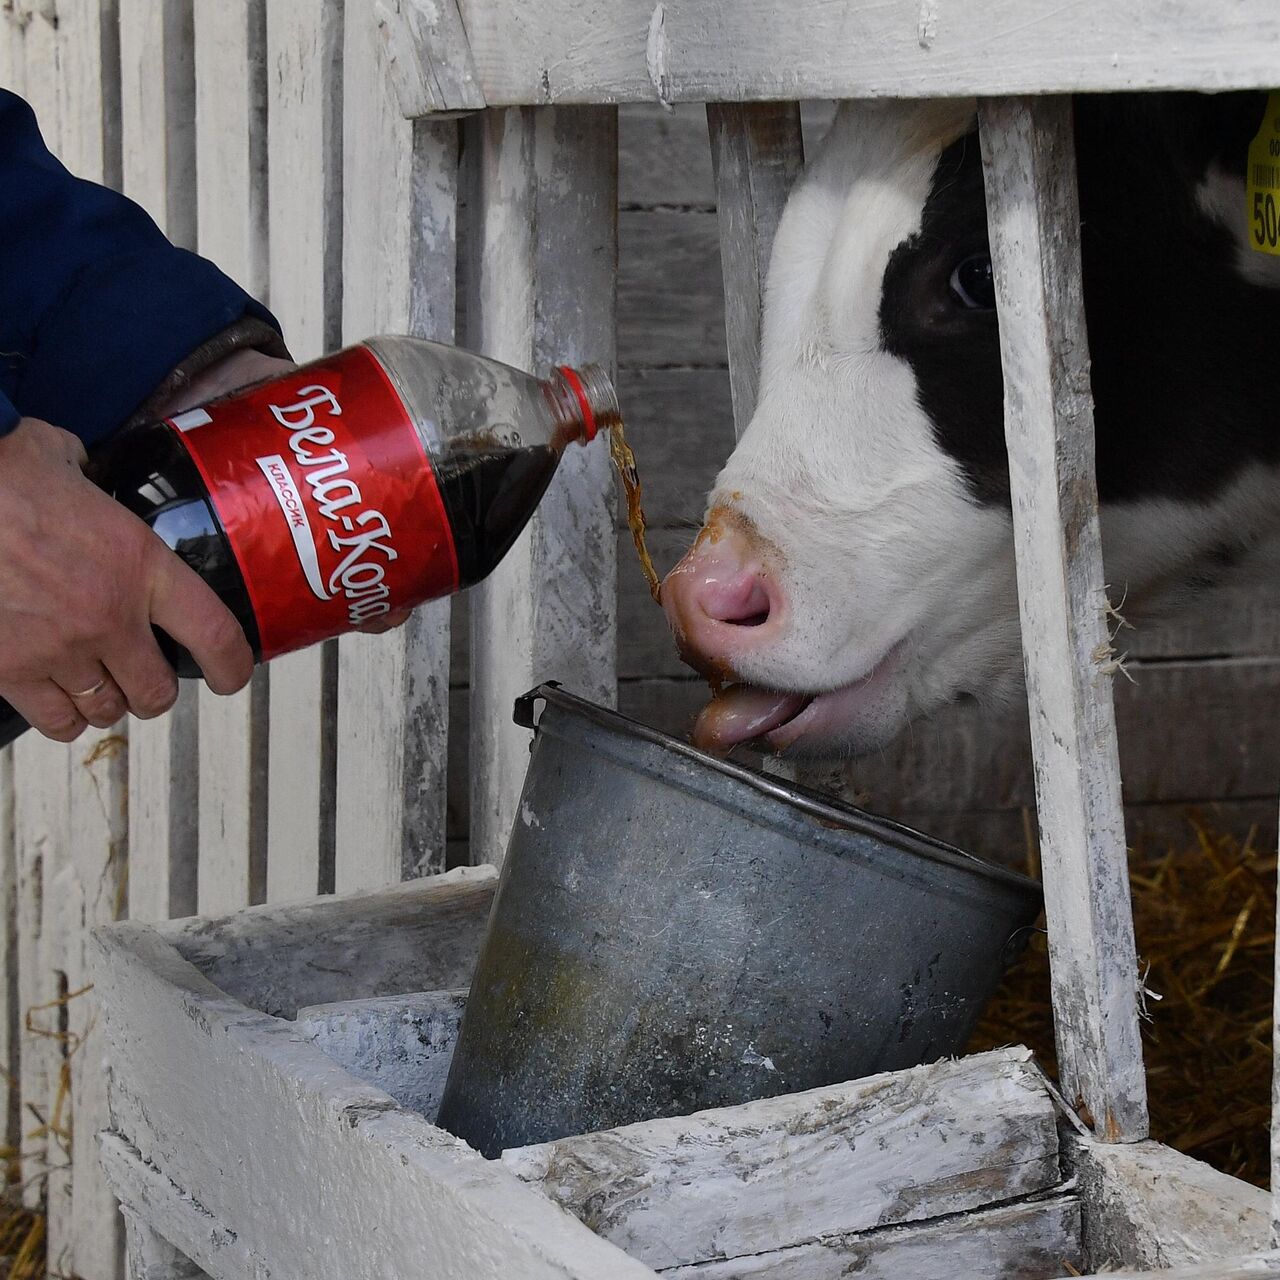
69;678;109;700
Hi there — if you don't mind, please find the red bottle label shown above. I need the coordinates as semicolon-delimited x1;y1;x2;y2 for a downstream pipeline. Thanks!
170;345;458;660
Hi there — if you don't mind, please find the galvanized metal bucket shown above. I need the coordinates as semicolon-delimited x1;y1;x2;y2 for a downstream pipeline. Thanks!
436;684;1042;1158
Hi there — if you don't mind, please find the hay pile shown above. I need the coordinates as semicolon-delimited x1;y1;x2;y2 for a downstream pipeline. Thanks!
972;819;1276;1186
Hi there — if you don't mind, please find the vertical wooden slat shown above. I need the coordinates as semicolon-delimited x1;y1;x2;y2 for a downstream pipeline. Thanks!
12;737;67;1213
50;5;128;1272
0;1;26;94
264;0;344;903
978;95;1148;1142
13;13;74;1249
0;0;24;1209
335;0;455;891
1273;792;1280;1246
120;0;199;926
467;105;619;870
706;102;803;435
118;0;194;249
192;0;269;916
66;729;127;1280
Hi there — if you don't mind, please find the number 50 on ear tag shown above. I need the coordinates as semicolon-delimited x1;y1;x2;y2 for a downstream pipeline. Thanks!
1247;91;1280;255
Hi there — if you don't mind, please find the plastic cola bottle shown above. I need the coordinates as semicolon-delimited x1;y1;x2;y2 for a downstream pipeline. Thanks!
0;337;619;745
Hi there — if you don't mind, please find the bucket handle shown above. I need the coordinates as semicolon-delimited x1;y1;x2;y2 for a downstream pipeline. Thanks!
514;682;561;730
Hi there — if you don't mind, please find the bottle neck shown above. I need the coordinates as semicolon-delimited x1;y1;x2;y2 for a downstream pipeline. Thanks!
544;364;621;448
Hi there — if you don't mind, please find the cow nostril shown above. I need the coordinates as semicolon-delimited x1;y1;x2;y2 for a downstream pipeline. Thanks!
701;577;773;628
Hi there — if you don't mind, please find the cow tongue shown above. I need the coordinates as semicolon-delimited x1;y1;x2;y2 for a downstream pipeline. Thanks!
693;684;811;754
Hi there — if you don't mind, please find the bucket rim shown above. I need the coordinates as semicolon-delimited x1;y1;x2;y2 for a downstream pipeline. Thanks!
515;683;1043;903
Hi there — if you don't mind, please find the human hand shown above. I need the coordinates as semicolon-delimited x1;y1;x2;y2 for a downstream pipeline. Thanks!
0;417;254;741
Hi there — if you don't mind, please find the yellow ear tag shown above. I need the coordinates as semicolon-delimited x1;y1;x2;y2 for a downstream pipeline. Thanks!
1246;91;1280;255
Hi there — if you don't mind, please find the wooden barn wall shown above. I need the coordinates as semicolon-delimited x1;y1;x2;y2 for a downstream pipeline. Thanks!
450;102;1280;869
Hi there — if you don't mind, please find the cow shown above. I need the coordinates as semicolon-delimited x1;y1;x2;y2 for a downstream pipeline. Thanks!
661;92;1280;761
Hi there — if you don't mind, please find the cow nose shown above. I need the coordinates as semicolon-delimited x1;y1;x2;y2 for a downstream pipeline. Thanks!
662;520;782;678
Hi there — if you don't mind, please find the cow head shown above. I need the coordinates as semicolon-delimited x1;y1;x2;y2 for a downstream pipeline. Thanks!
662;94;1280;757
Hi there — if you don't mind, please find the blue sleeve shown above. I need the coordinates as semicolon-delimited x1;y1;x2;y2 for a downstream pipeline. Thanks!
0;89;282;447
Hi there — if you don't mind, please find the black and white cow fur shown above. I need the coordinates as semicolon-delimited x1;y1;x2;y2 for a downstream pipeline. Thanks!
662;92;1280;757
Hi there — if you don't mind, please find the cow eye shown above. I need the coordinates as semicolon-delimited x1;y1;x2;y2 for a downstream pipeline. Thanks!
949;254;995;310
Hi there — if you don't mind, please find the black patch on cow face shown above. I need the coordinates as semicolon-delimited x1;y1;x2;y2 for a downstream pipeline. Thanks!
879;134;1007;504
878;92;1280;509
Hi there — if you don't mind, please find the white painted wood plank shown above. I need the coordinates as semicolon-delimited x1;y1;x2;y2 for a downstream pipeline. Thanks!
1072;1135;1269;1271
12;735;68;1210
66;728;128;1280
166;866;494;1019
120;0;199;926
466;105;618;869
1060;1254;1280;1280
374;0;484;118
0;2;25;96
503;1047;1062;1270
336;0;454;889
452;0;1280;105
296;988;466;1120
117;0;195;249
264;0;345;904
93;901;656;1279
663;1195;1082;1280
0;751;15;1162
118;1198;209;1280
706;102;801;435
56;0;121;189
1274;788;1280;1248
192;0;269;917
20;0;58;161
978;95;1147;1143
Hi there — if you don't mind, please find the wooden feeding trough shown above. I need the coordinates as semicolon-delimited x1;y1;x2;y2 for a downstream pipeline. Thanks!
93;868;1273;1280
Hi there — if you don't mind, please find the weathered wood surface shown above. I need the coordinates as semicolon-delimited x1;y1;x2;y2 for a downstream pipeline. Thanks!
12;735;67;1211
374;0;484;118
0;751;14;1163
662;1195;1082;1280
193;0;270;918
464;105;618;869
296;988;466;1120
120;0;199;926
1072;1135;1270;1271
94;889;657;1280
118;0;195;249
165;866;495;1018
1060;1254;1280;1280
450;1;1280;106
66;729;128;1280
117;1190;211;1280
337;0;455;889
263;0;345;903
979;95;1146;1141
706;103;802;432
503;1047;1062;1270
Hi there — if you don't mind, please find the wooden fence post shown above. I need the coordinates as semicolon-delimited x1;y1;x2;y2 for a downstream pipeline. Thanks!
263;0;346;903
336;0;456;890
978;94;1148;1142
466;104;619;870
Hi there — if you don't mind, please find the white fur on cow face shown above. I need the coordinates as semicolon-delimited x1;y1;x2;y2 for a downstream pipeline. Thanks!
706;99;1024;756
